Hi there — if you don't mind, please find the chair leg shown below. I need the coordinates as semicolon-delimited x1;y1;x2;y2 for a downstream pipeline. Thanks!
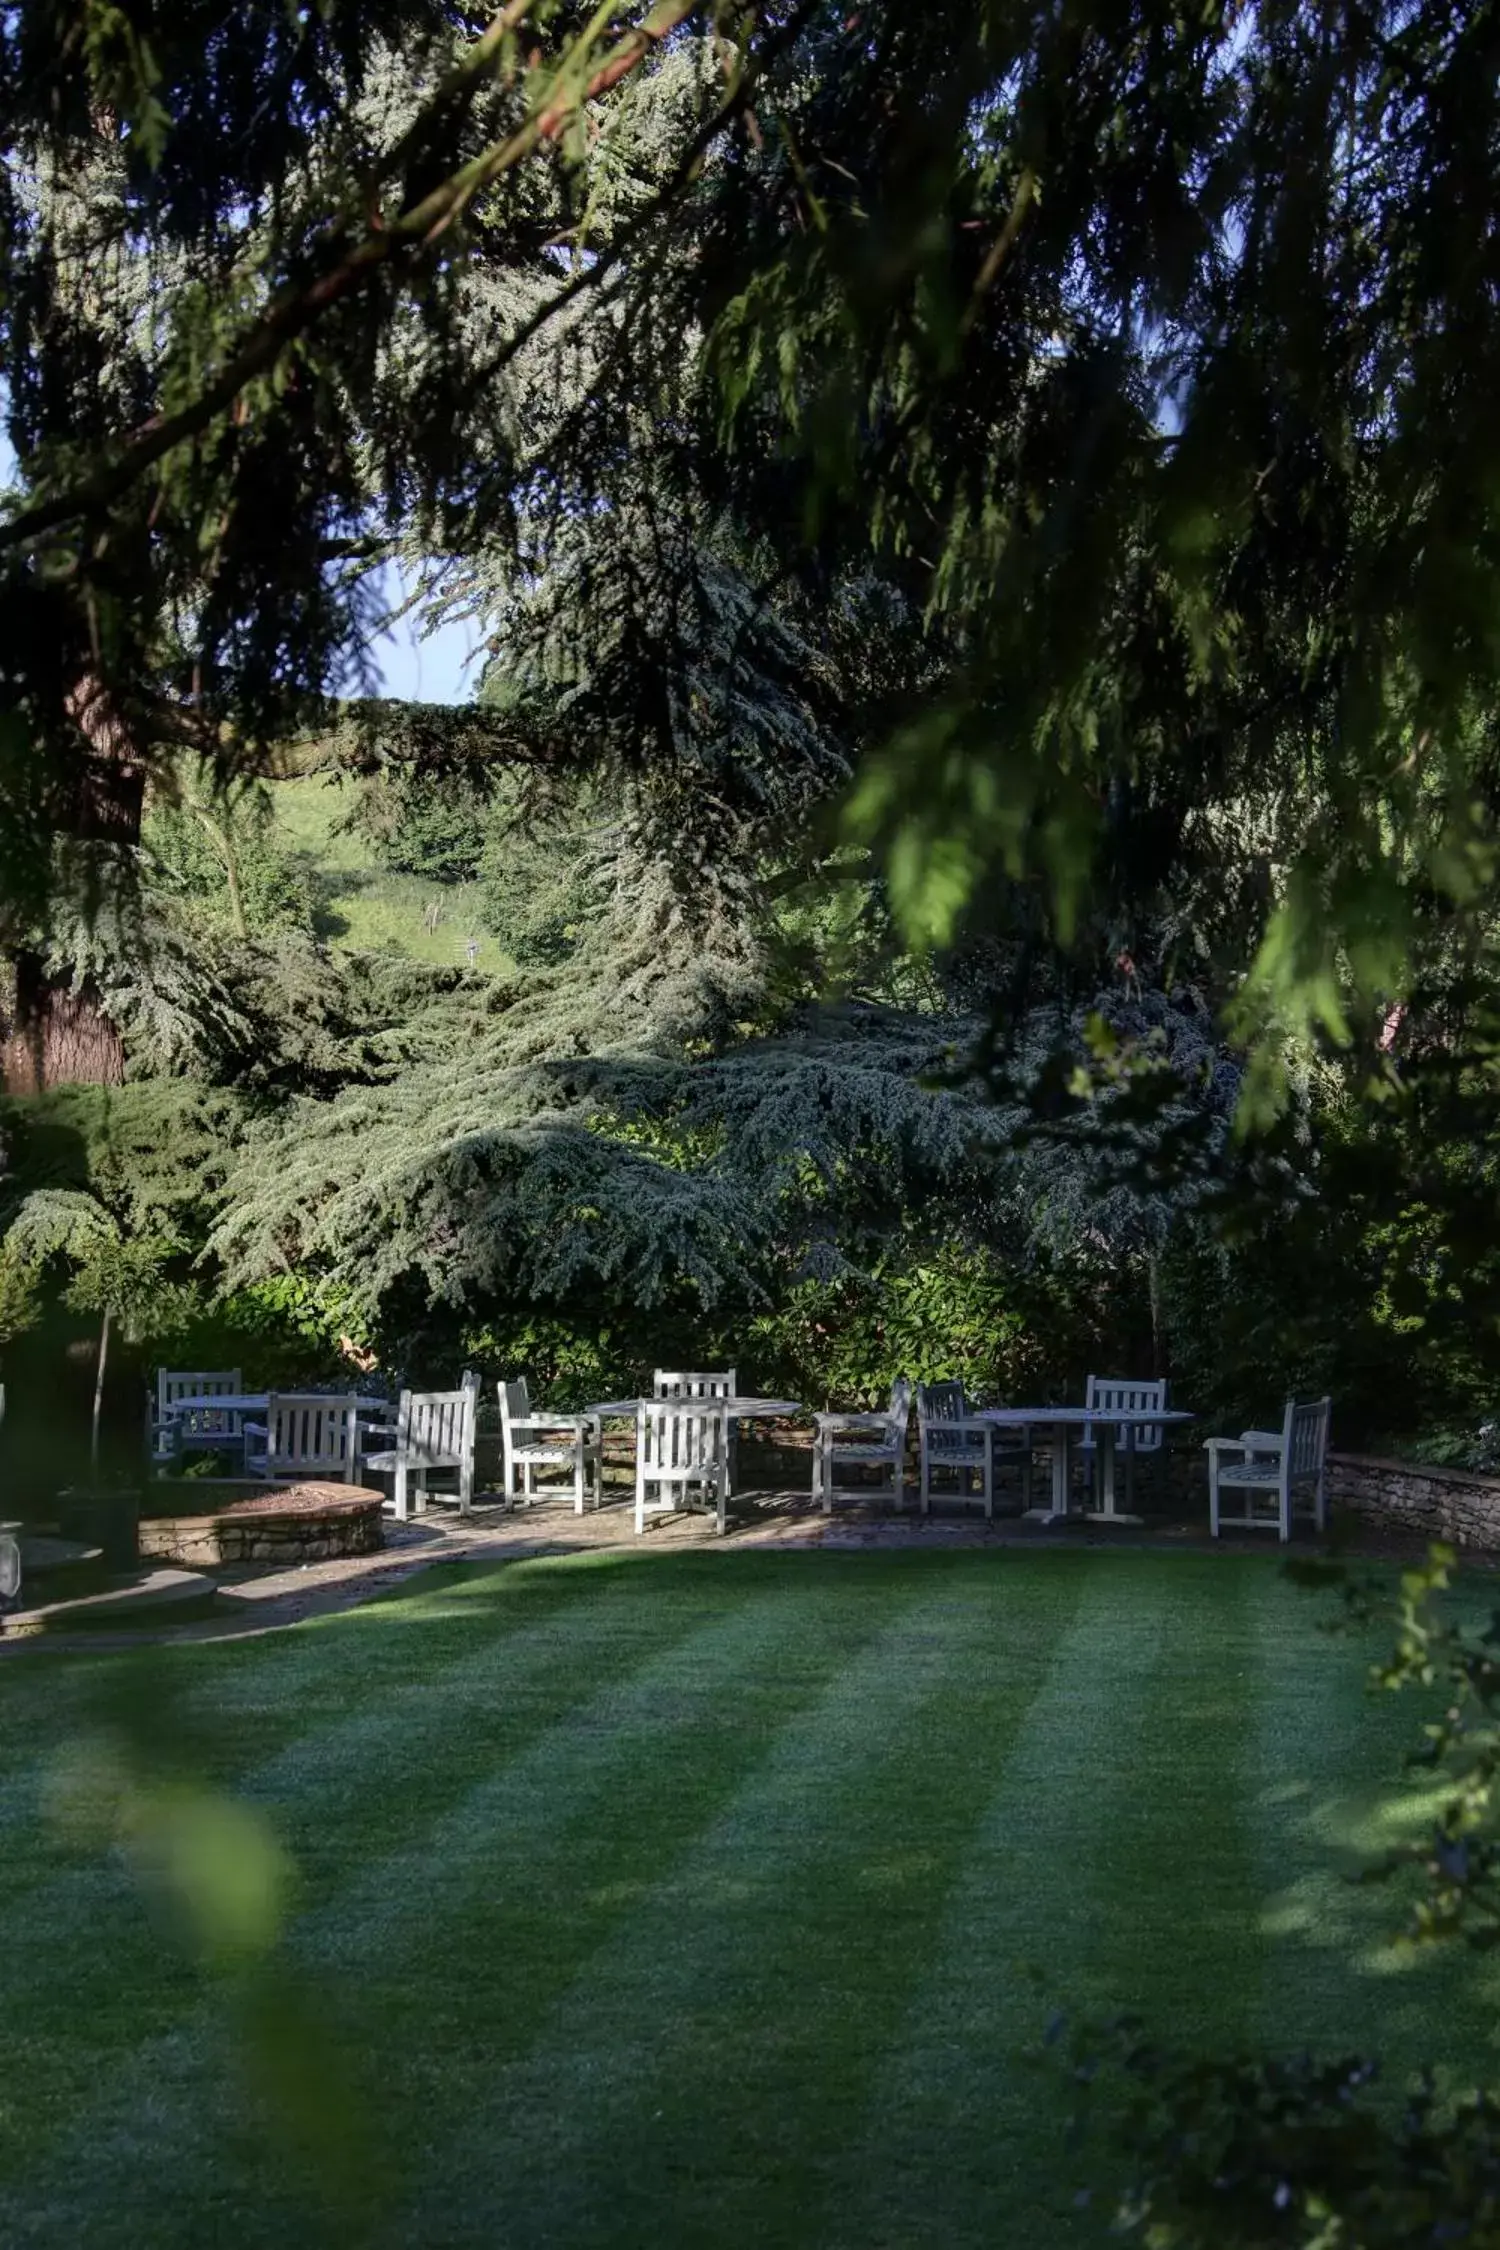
1208;1462;1220;1539
573;1448;585;1515
716;1463;727;1537
1279;1478;1291;1543
459;1456;474;1516
635;1459;646;1535
393;1462;409;1523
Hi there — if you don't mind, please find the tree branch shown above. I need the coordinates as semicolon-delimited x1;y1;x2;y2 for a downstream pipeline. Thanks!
0;0;703;555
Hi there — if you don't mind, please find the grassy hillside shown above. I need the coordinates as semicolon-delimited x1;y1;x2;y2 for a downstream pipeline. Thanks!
267;775;510;973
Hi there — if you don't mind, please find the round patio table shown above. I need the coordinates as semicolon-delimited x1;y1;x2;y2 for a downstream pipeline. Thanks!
974;1406;1195;1524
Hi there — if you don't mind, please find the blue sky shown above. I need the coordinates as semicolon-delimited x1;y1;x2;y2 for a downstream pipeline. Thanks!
0;429;479;705
366;568;482;704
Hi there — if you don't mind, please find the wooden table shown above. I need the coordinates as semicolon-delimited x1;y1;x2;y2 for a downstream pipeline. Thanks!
974;1407;1195;1524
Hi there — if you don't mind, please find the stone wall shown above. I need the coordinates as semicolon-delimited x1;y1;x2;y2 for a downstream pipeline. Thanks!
1328;1451;1500;1550
138;1482;385;1567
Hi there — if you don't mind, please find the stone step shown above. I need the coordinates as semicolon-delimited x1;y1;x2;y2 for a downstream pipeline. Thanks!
4;1568;218;1639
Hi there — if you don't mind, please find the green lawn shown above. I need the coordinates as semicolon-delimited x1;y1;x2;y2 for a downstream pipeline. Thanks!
2;1547;1496;2249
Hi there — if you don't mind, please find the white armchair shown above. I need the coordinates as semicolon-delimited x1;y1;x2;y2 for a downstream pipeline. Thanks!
363;1373;479;1520
1207;1396;1331;1542
498;1379;603;1513
813;1378;912;1514
917;1380;1031;1517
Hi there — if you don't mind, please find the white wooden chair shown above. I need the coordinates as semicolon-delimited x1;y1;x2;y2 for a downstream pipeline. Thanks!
363;1373;479;1521
635;1398;730;1535
250;1393;361;1483
813;1378;912;1514
152;1367;243;1464
1207;1396;1331;1542
917;1380;1031;1517
497;1380;603;1513
654;1370;737;1491
654;1369;736;1400
1078;1375;1168;1508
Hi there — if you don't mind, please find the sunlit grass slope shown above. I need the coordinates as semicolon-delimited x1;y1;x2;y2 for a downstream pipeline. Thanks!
3;1548;1495;2249
268;774;506;971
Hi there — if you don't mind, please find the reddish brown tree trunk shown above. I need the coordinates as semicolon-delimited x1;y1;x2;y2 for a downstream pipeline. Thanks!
2;958;124;1092
1;672;143;1094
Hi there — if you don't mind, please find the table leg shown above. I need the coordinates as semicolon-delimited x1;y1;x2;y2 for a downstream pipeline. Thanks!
1024;1425;1072;1522
1085;1423;1144;1524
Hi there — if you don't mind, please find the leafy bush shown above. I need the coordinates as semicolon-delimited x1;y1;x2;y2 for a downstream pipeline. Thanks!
744;1241;1114;1409
143;792;314;937
343;770;492;883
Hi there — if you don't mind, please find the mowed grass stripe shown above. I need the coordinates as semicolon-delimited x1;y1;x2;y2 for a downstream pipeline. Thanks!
1246;1564;1500;2085
0;1557;757;2191
825;1551;1266;2250
386;1555;1085;2250
7;1550;1489;2250
0;1557;632;1921
0;1560;916;2245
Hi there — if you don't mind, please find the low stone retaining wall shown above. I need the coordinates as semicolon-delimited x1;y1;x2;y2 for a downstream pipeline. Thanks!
137;1482;385;1567
1328;1452;1500;1549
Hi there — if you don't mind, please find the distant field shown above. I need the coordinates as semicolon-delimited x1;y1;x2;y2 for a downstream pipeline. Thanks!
3;1546;1496;2249
268;775;509;972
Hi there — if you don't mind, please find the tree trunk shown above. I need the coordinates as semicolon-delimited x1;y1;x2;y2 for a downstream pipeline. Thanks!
1;671;143;1094
2;956;125;1092
91;1305;111;1476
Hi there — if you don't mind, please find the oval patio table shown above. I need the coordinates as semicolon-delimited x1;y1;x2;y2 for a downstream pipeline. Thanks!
974;1406;1196;1525
582;1397;802;1422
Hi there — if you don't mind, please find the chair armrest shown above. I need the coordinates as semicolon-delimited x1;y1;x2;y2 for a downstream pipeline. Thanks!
1238;1429;1286;1453
815;1411;887;1432
1203;1437;1249;1459
924;1416;1000;1439
510;1415;595;1437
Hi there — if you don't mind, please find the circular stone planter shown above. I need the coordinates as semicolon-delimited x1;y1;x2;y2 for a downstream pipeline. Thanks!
136;1481;386;1568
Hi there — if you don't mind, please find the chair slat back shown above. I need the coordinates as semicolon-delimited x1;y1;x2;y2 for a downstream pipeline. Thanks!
917;1379;973;1456
918;1380;965;1424
886;1376;914;1446
1085;1375;1168;1452
1287;1395;1332;1478
653;1369;737;1401
158;1368;242;1438
638;1399;728;1475
497;1379;532;1448
401;1372;478;1463
265;1393;359;1479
